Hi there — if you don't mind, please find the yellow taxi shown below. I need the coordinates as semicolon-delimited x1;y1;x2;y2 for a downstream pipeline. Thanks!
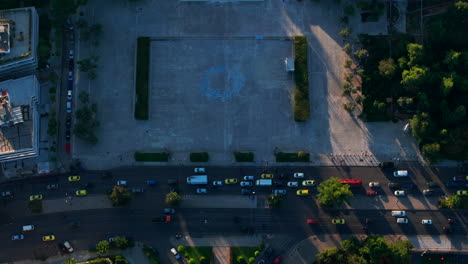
68;175;80;182
29;194;43;201
296;190;309;196
42;235;55;241
76;190;87;196
225;178;238;184
261;174;274;179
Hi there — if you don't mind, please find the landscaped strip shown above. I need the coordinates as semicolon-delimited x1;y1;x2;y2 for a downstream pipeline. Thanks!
190;152;209;162
134;152;170;162
143;246;161;264
293;36;310;121
234;152;254;162
135;37;150;120
178;246;212;264
276;151;310;162
231;246;263;264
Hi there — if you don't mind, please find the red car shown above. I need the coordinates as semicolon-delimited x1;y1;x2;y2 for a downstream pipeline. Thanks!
65;143;71;153
366;190;377;196
165;215;171;223
307;219;318;224
272;256;282;264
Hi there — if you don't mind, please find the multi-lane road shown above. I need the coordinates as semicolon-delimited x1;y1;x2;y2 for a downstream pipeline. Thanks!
0;165;467;262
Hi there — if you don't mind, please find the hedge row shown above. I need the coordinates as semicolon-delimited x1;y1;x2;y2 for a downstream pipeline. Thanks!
234;152;254;162
134;152;170;162
276;152;310;162
293;36;310;121
190;152;209;162
135;37;150;120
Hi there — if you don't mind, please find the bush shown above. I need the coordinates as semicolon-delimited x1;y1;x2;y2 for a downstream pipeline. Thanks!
439;195;461;209
344;4;356;16
109;186;131;206
342;82;352;95
135;37;150;120
134;152;170;162
234;152;254;162
248;257;255;264
339;28;351;38
190;152;209;162
143;247;160;264
177;245;186;253
276;152;310;162
293;36;310;121
343;102;357;113
166;192;182;206
344;58;353;68
188;258;196;264
28;200;42;213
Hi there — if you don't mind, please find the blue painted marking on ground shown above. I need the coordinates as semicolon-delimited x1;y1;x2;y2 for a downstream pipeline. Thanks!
199;65;245;101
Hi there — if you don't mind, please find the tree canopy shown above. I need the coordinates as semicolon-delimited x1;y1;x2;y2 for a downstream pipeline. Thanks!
317;177;353;207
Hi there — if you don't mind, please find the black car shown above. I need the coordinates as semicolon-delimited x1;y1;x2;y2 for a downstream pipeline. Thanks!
66;117;71;128
241;189;252;195
152;216;165;223
65;130;71;140
274;181;285;187
69;60;74;70
388;183;400;189
402;183;416;190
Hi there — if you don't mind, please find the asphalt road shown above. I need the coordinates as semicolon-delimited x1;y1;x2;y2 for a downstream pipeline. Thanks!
0;165;467;262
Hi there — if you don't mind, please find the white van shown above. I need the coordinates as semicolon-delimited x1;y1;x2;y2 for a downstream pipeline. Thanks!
393;170;408;177
397;218;408;224
22;225;34;231
391;211;406;217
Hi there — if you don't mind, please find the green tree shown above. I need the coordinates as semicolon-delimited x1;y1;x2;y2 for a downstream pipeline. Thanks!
378;58;396;78
422;143;441;163
47;118;58;136
237;256;247;264
268;194;283;208
110;186;131;206
441;75;454;96
342;236;360;255
114;255;129;264
440;194;461;209
165;192;182;206
63;259;76;264
407;43;424;66
317;178;353;207
359;235;389;264
96;240;110;255
397;56;408;69
443;50;462;70
354;49;369;61
397;97;414;109
410;113;435;142
315;247;347;264
342;43;351;54
115;236;130;249
51;0;79;25
343;102;356;113
339;28;351;38
401;66;428;91
344;58;353;68
389;239;413;263
79;91;90;104
177;245;186;253
77;57;99;72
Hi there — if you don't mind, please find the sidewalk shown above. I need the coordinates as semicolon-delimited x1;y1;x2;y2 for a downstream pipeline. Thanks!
42;195;113;214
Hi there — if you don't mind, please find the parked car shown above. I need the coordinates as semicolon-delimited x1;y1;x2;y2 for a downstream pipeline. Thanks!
65;129;71;140
271;256;283;264
66;102;72;113
196;188;207;194
453;176;468;181
164;208;175;215
366;190;377;196
63;241;74;252
241;189;252;195
293;172;304;178
394;190;406;196
68;175;80;182
75;190;87;196
422;189;435;196
446;182;461;188
132;187;144;193
272;190;286;195
68;71;73;80
69;50;74;59
1;191;13;197
397;218;408;224
287;182;299;187
422;219;432;225
426;182;439;188
457;190;468;196
225;178;238;184
307;219;319;224
170;248;180;259
331;219;345;224
261;174;274;179
46;184;58;190
66;116;72;127
391;211;406;217
11;234;24;240
194;168;205;173
147;180;157;185
388;183;400;189
369;182;380;188
380;162;394;168
302;180;315;186
67;90;72;101
117;180;127;186
240;181;253;187
212;181;223;186
243;176;254;181
296;190;309;196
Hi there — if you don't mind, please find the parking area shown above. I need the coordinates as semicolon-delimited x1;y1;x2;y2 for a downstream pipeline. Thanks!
75;0;419;169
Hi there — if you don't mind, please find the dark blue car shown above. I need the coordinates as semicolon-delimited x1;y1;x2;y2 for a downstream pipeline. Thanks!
446;182;460;188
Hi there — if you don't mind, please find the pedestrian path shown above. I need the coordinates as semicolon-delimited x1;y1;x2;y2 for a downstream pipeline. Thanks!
42;195;113;214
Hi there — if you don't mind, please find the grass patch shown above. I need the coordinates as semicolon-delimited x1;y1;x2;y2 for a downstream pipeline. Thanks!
28;200;42;214
293;36;310;121
135;37;150;120
134;152;170;162
231;246;263;264
179;246;212;264
234;152;254;162
276;151;310;162
143;247;160;264
87;255;129;264
190;152;209;162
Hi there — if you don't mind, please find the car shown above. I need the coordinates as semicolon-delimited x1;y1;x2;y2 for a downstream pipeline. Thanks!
212;181;223;186
46;184;58;190
240;181;253;187
42;235;55;241
66;101;72;113
274;181;285;187
63;241;74;252
11;234;24;240
332;219;345;224
402;183;416;190
1;191;13;197
397;218;408;224
67;90;72;101
394;190;406;196
117;180;127;186
369;182;380;187
69;34;74;43
65;129;71;140
293;172;304;178
302;180;316;186
225;178;238;184
194;168;205;173
426;182;439;188
108;237;116;243
423;189;435;196
243;176;254;181
146;180;157;185
272;256;283;264
68;71;73;80
456;190;468;196
307;219;319;224
170;248;180;259
67;80;73;90
68;175;80;182
261;174;274;179
69;60;74;70
164;208;175;215
152;216;165;223
366;190;377;196
132;187;144;193
272;189;286;195
296;190;309;196
65;143;71;153
75;190;87;196
287;181;299;187
380;162;394;168
391;211;406;217
165;215;171;223
69;50;74;59
66;116;72;127
388;183;400;189
196;188;207;194
241;189;252;195
393;170;408;177
422;219;432;225
446;182;461;188
29;194;43;201
453;176;468;181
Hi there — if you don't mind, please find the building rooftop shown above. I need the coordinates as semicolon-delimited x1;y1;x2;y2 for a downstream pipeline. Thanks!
0;8;33;63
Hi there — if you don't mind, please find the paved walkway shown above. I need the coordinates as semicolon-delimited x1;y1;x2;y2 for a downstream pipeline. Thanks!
43;195;113;214
181;195;258;209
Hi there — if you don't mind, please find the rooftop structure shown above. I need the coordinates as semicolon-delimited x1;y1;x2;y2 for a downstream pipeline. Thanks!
0;75;39;162
0;7;39;81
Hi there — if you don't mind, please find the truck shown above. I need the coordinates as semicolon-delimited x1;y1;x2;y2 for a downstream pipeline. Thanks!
256;179;272;186
186;175;208;185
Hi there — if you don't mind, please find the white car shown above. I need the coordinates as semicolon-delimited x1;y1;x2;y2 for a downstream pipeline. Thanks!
63;241;74;252
369;182;380;187
170;248;180;259
394;190;406;196
117;180;127;186
212;181;223;186
240;181;253;187
194;168;205;173
66;102;72;113
391;211;406;217
293;172;304;178
243;176;254;181
272;190;286;195
397;218;408;224
422;219;432;225
287;182;299;187
67;90;72;100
